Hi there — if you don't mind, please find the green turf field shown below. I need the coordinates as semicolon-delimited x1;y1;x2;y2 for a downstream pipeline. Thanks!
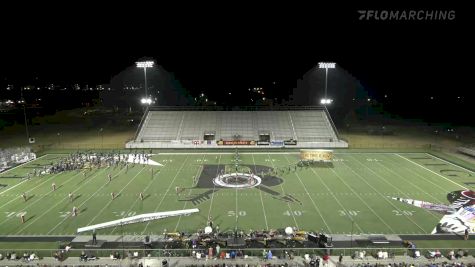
0;151;473;236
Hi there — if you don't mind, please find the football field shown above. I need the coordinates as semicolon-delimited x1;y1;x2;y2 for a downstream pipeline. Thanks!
0;151;473;236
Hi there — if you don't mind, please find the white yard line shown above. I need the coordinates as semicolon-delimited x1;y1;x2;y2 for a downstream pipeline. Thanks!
266;154;300;229
386;154;451;193
16;167;111;234
174;154;206;231
110;160;168;234
141;156;190;234
345;155;427;233
281;154;331;232
207;155;222;221
0;171;82;227
84;166;147;227
363;157;442;221
327;163;396;234
0;154;48;175
46;167;129;234
0;155;50;196
0;172;61;210
305;161;365;233
235;175;239;229
425;153;475;174
396;154;468;190
0;179;29;196
251;154;269;230
381;154;450;196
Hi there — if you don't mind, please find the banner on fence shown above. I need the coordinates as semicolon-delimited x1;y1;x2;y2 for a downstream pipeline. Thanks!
284;139;297;145
270;140;284;147
217;140;256;146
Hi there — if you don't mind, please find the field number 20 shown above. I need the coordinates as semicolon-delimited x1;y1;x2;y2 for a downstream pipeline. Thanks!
392;210;414;216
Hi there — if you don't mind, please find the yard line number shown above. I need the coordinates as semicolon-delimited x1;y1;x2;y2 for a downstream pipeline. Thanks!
392;210;415;216
283;210;305;216
228;211;247;217
4;211;27;218
338;210;360;216
113;211;137;217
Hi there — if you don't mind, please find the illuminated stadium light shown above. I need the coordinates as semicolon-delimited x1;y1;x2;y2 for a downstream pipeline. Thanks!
318;62;336;102
136;61;154;68
318;62;336;69
140;98;153;105
320;98;333;105
136;60;155;101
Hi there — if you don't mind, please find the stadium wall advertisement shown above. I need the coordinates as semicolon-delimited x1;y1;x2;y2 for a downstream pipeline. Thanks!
257;141;269;146
271;141;284;147
300;149;333;162
284;139;297;145
217;140;256;146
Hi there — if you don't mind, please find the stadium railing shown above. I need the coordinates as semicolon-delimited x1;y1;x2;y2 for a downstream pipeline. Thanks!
1;247;473;260
133;105;150;141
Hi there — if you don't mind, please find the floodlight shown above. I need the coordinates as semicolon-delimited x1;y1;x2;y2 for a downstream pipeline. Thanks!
141;98;152;105
136;60;155;102
318;62;336;102
318;62;336;69
136;61;154;68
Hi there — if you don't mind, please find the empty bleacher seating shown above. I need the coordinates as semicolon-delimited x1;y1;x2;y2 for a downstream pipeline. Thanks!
135;108;339;144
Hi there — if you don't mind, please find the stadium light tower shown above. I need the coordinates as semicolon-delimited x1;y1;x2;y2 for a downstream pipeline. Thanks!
318;62;336;105
136;60;154;105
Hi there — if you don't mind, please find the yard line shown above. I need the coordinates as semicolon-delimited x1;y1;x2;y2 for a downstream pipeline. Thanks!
235;172;239;230
344;155;427;232
384;154;452;193
304;160;365;233
46;167;131;234
141;156;190;235
174;154;206;231
282;155;333;232
251;154;269;230
351;156;441;221
396;154;468;190
266;154;300;230
326;164;396;233
15;167;111;234
0;154;47;176
0;171;82;227
83;166;147;227
425;153;475;174
110;161;169;234
0;171;63;210
0;179;26;197
207;155;222;221
381;154;451;196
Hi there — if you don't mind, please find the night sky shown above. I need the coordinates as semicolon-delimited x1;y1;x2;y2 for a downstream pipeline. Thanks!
1;5;470;124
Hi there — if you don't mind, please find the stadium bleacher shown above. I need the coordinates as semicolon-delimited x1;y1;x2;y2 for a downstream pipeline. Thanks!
127;106;347;148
